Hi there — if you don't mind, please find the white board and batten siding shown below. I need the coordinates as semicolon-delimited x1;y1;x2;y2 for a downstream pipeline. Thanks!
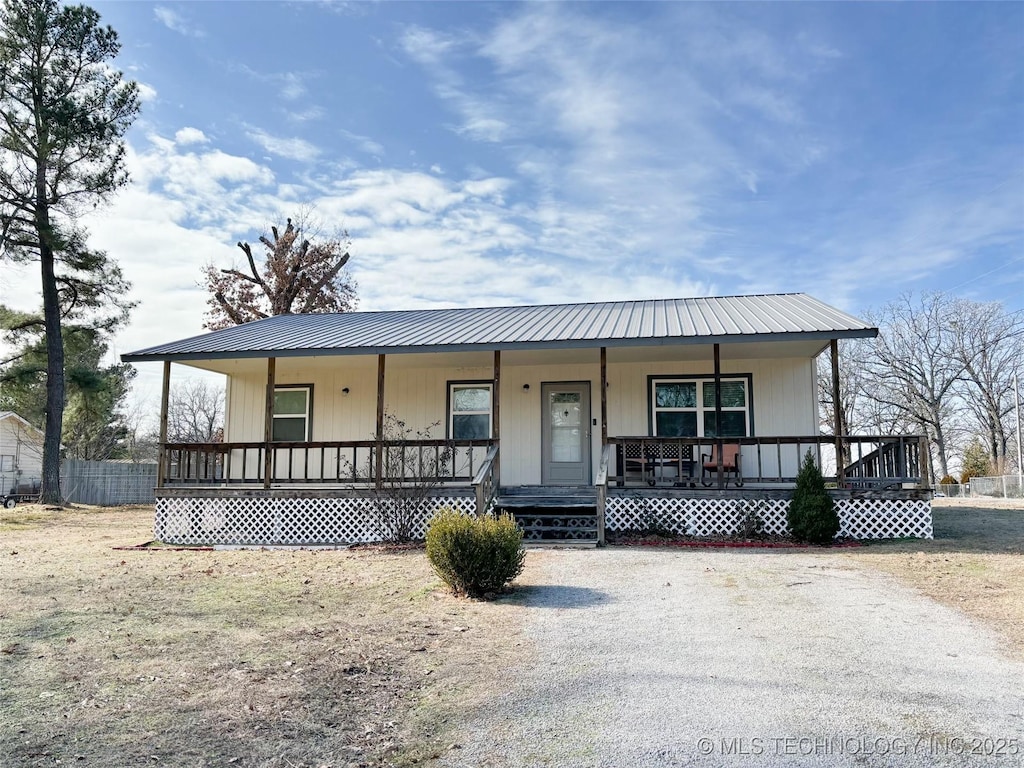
223;353;818;487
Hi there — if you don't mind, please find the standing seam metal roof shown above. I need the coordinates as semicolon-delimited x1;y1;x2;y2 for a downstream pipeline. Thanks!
121;293;878;362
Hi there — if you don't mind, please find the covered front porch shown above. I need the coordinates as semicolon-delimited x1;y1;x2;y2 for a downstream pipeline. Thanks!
152;428;933;545
126;295;934;546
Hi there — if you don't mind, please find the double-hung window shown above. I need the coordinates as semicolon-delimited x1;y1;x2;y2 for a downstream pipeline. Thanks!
448;383;492;440
272;386;312;441
652;378;750;438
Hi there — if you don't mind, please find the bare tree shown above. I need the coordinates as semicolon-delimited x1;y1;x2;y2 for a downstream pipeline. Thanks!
949;299;1024;473
202;215;356;331
167;380;224;443
861;292;967;480
817;337;876;435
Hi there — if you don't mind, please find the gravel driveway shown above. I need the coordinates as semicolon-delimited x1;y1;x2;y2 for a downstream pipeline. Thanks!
442;548;1024;768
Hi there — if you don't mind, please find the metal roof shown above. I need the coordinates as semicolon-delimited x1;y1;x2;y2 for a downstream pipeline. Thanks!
121;293;878;363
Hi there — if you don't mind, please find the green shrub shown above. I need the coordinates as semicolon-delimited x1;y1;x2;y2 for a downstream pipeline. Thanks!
788;451;840;544
938;475;958;486
426;509;525;598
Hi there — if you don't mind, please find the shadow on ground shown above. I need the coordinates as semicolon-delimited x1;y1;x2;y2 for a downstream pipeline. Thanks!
499;584;608;609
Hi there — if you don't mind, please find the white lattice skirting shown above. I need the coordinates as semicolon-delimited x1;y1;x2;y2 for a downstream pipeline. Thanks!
605;495;933;539
155;494;476;545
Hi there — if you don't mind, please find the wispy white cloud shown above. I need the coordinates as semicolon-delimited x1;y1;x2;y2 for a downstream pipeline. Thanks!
394;4;869;299
339;129;384;156
246;127;321;163
153;7;203;38
234;64;316;103
278;72;307;101
399;26;512;144
288;106;326;123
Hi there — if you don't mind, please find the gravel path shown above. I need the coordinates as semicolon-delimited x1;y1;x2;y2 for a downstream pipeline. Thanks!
442;548;1024;768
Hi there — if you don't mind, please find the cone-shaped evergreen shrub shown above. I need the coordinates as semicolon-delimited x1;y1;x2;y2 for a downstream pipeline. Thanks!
426;509;525;598
788;451;840;544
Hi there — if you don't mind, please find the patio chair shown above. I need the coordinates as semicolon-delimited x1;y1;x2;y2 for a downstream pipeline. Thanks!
622;440;695;486
700;442;743;487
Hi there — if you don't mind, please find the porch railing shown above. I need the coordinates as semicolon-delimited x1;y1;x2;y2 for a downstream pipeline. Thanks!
161;439;497;488
472;444;500;514
608;435;926;489
595;443;614;544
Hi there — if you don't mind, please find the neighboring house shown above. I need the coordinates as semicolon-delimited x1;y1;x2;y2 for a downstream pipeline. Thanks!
0;411;43;497
122;293;933;545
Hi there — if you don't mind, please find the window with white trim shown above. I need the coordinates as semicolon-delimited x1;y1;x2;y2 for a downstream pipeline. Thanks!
651;378;749;437
0;455;13;472
448;383;492;440
273;386;311;441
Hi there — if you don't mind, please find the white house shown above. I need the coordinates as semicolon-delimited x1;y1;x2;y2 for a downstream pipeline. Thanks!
122;293;933;545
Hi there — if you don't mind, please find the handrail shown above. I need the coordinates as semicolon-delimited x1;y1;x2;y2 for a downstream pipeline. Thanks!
473;443;500;515
595;444;614;545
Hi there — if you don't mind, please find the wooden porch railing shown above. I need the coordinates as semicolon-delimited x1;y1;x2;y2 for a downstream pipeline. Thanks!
607;435;926;489
595;443;614;544
472;443;500;514
161;439;497;487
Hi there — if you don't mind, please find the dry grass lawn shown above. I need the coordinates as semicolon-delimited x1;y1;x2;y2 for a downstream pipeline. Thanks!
3;497;1021;767
0;504;537;768
846;497;1024;658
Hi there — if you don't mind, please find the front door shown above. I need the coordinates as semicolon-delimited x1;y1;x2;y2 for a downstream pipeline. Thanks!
541;382;591;485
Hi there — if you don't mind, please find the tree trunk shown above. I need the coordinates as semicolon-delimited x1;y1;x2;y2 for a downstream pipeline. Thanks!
932;420;950;481
37;177;64;505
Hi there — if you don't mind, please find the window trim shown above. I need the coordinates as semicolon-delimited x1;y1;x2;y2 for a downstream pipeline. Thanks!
647;374;754;437
272;384;313;442
446;380;494;440
0;455;14;472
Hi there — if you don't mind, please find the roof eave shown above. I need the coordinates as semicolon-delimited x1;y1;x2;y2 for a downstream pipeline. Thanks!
120;327;879;364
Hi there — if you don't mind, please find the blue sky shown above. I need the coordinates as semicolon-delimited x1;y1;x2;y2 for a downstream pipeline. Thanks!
3;1;1022;403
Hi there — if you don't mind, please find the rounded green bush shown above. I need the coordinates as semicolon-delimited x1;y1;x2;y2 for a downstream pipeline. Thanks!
787;451;840;545
426;508;525;598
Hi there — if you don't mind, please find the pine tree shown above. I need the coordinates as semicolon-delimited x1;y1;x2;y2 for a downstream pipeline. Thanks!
0;0;140;502
788;451;840;544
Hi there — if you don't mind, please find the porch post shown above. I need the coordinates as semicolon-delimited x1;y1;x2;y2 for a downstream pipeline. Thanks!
375;353;386;487
714;343;724;488
156;360;171;488
492;350;501;441
600;346;608;445
263;357;276;490
919;435;931;489
830;339;845;487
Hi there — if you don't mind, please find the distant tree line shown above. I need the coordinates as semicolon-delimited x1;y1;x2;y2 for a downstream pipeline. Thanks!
819;292;1024;482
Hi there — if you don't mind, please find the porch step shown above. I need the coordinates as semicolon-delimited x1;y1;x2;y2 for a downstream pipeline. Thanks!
495;488;598;542
496;486;597;508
